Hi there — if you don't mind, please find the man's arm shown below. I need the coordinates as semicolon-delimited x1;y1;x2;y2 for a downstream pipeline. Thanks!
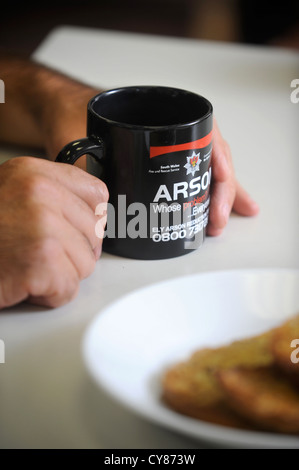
0;51;99;159
0;53;109;309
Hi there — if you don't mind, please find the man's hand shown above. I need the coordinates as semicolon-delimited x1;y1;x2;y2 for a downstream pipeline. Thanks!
207;119;259;236
0;157;108;309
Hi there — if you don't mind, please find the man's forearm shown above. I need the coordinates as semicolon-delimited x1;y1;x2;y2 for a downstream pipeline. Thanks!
0;52;98;158
0;53;44;147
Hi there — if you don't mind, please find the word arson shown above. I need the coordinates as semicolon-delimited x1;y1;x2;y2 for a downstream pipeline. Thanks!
153;167;211;202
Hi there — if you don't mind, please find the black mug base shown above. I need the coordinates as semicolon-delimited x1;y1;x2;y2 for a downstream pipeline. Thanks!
102;233;206;260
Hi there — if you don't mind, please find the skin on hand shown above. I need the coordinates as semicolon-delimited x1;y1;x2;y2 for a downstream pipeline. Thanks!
207;119;259;236
0;157;108;309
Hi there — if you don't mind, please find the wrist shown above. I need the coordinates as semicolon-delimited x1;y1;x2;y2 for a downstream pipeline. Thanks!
30;64;98;159
0;53;99;157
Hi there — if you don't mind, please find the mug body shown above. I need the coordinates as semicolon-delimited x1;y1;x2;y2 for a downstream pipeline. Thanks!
55;85;212;260
87;86;213;260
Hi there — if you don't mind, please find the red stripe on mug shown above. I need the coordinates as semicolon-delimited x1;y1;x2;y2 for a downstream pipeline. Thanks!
150;131;212;158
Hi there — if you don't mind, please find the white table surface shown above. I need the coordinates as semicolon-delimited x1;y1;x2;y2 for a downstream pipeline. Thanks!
0;26;298;449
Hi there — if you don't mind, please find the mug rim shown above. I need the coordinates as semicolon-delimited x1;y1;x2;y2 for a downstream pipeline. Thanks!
88;85;213;130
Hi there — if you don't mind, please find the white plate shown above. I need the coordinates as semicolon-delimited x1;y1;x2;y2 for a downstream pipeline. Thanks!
83;269;299;448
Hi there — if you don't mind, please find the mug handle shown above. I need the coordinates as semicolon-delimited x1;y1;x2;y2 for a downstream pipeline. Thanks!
55;136;104;165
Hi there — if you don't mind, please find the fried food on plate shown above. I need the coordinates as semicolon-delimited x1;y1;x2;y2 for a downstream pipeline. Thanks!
218;366;299;434
162;313;299;433
162;331;273;428
271;314;299;386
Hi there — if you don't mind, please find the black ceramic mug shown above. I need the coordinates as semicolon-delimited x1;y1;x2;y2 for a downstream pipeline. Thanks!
55;86;213;260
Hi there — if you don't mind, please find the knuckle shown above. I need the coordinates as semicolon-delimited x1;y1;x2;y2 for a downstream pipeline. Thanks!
29;206;57;238
30;237;62;265
100;181;109;201
4;156;34;170
8;157;48;182
21;173;50;201
51;276;80;307
16;156;38;168
77;245;97;280
90;178;109;204
0;157;32;182
24;242;80;307
32;278;79;309
0;158;55;205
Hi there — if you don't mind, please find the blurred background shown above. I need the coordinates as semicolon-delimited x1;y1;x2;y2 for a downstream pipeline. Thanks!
1;0;299;56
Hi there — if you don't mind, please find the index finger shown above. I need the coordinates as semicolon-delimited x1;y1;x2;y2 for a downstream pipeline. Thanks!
39;158;109;210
